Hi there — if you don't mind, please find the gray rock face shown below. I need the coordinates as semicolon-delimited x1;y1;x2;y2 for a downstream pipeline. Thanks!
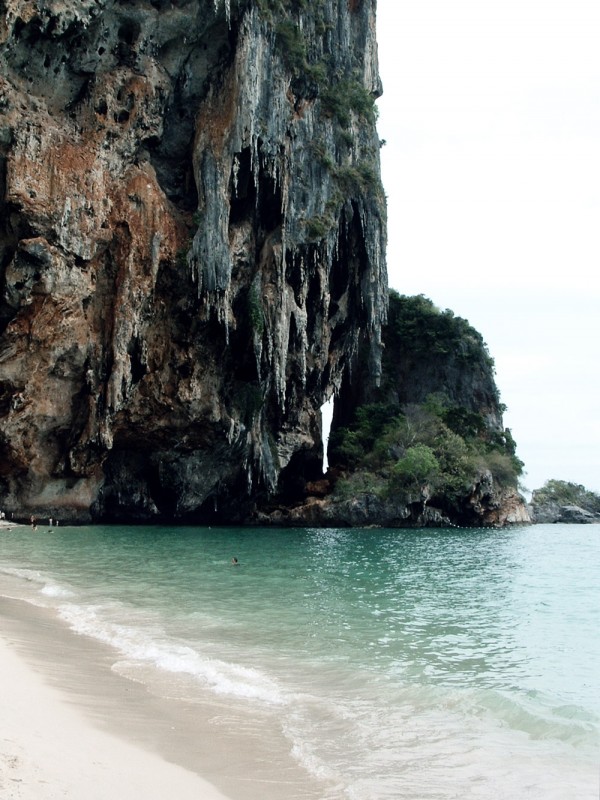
529;503;599;524
257;471;531;529
558;505;597;524
0;0;387;522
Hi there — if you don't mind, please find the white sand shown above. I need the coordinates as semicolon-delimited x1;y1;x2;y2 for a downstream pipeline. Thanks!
0;633;231;800
0;524;329;800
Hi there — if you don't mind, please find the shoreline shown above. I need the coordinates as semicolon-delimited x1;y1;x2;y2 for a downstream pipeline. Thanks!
0;594;329;800
0;519;24;530
2;523;599;799
0;610;231;799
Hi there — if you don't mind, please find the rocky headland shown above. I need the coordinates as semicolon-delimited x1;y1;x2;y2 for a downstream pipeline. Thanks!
258;293;531;528
0;1;530;527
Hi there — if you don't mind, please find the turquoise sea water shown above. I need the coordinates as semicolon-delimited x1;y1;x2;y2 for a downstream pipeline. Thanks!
1;523;598;798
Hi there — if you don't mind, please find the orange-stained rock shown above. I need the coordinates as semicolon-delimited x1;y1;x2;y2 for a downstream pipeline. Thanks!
0;0;387;523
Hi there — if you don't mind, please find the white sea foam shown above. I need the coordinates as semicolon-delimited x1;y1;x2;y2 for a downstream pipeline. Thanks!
282;678;598;800
57;601;286;706
0;565;45;584
0;564;68;607
40;583;74;599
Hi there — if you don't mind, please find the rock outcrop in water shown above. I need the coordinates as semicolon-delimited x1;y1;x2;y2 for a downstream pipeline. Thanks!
0;0;387;522
261;293;531;528
529;480;600;524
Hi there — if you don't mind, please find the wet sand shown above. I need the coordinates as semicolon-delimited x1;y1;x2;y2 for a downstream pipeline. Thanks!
0;615;230;799
0;581;329;800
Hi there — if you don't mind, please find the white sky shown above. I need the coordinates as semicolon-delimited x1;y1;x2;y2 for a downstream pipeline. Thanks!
375;0;600;495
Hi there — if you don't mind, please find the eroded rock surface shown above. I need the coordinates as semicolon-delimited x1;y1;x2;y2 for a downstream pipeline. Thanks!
529;502;600;525
0;0;387;522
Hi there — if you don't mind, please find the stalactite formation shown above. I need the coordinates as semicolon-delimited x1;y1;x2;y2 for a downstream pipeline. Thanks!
0;0;387;522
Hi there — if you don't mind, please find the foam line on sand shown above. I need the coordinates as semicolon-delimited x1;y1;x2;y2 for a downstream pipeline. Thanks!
0;630;231;800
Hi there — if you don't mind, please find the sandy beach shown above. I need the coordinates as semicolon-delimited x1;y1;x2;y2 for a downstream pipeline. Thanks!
0;520;261;800
0;531;329;800
0;619;231;800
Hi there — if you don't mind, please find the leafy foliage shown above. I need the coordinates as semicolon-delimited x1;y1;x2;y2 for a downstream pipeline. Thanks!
247;280;265;337
333;470;387;501
265;3;329;77
260;2;378;134
334;162;380;195
306;214;335;241
274;20;307;74
386;291;495;367
329;292;524;510
331;398;522;507
389;445;439;493
321;80;378;128
256;1;383;220
235;381;264;425
256;0;315;21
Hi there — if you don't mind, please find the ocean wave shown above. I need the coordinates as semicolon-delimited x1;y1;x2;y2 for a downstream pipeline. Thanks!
282;677;599;800
0;565;45;584
57;601;286;706
40;583;75;599
0;564;76;605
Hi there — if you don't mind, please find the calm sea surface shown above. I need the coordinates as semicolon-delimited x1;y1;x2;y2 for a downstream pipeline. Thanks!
1;523;598;798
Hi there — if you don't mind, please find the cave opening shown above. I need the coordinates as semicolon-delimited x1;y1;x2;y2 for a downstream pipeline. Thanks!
286;313;302;368
228;145;283;236
276;447;324;507
117;20;141;47
228;147;256;225
257;160;283;235
144;461;178;520
150;145;198;212
127;337;146;385
285;249;305;307
147;94;200;212
148;16;236;214
12;16;43;45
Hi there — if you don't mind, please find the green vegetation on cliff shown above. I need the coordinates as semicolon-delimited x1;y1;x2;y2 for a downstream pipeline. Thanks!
330;396;522;509
256;0;383;245
384;292;494;366
329;293;524;517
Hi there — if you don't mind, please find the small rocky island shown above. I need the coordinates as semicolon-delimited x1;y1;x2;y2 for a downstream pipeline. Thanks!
528;481;600;524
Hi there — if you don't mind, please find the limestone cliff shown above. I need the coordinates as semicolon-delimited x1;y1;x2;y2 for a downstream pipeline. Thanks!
265;293;530;528
0;0;387;522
